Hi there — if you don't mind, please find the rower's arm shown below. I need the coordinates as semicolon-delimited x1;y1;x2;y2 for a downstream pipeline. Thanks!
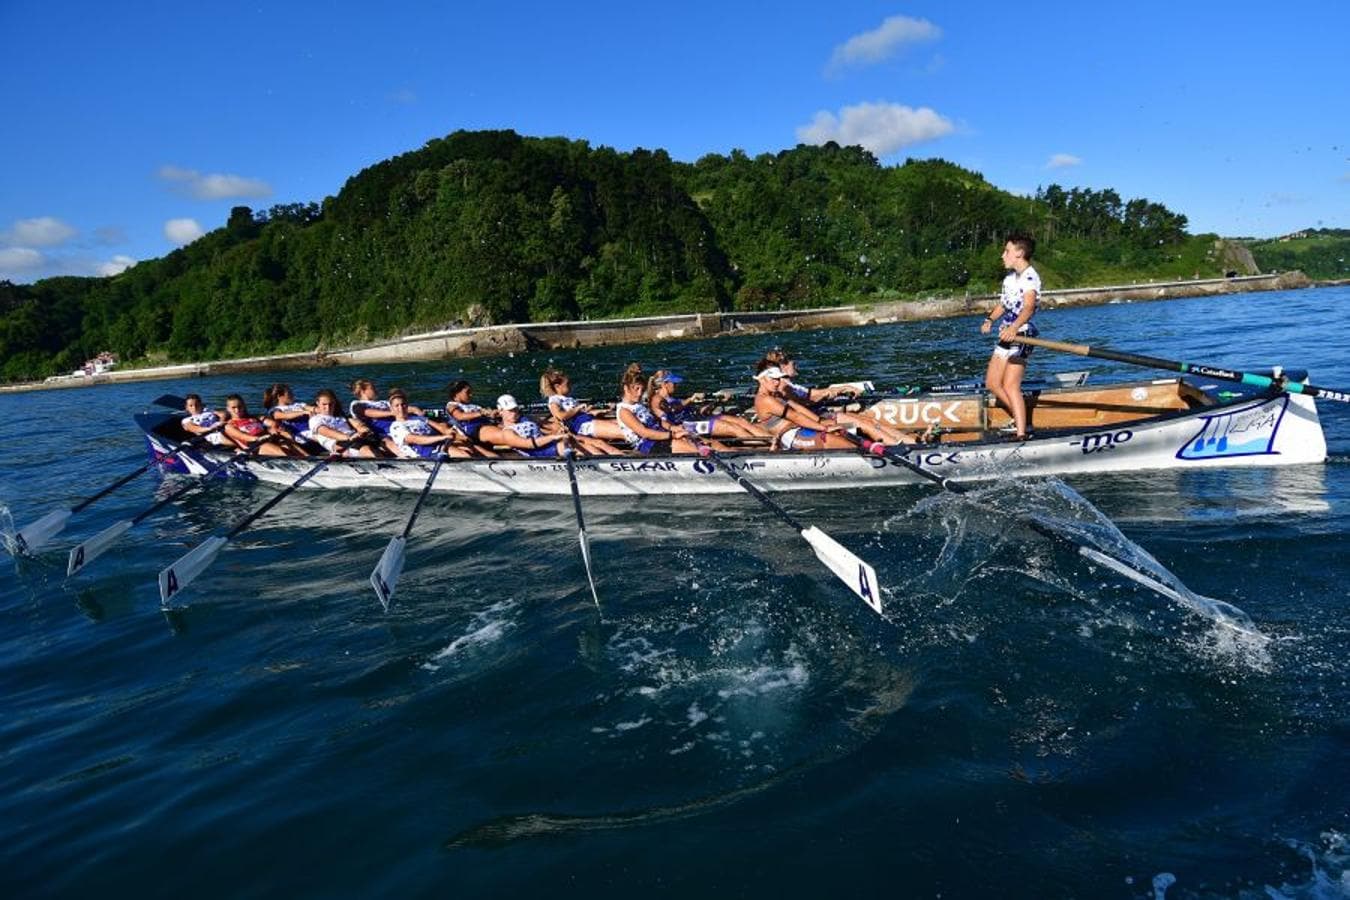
617;407;672;441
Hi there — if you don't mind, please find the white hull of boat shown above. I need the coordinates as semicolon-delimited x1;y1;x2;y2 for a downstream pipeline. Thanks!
144;390;1327;496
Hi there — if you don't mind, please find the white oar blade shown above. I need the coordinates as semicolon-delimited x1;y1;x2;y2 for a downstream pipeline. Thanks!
371;536;407;612
14;508;73;556
67;519;133;577
801;526;882;615
577;530;600;607
159;535;227;608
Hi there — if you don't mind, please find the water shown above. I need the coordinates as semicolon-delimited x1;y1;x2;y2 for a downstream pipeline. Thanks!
2;288;1348;899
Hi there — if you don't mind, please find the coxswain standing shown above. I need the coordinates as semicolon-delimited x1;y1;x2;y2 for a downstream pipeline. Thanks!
979;233;1041;440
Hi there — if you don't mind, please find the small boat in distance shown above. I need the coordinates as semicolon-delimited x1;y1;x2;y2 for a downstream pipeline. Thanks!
136;373;1328;497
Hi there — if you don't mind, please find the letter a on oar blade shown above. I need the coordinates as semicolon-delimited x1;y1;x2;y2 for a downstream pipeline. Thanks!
158;535;227;607
801;526;882;615
370;537;407;612
67;519;133;576
13;508;73;557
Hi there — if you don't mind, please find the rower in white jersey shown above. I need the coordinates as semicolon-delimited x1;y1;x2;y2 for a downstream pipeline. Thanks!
384;389;470;459
180;394;230;446
306;388;381;457
613;363;711;455
263;382;313;443
350;378;423;436
538;367;624;455
475;394;570;458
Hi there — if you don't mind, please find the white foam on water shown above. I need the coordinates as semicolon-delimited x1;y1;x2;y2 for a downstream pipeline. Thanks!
1264;831;1350;900
1151;872;1176;899
426;598;519;667
0;505;18;557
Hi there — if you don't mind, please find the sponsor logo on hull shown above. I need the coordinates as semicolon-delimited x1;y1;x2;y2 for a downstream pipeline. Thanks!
1176;396;1287;461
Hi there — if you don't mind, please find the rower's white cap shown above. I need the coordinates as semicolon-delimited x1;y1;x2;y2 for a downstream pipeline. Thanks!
755;366;787;381
496;394;519;411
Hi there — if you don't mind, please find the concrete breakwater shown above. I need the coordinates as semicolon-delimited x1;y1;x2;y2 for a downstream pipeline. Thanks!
2;271;1311;393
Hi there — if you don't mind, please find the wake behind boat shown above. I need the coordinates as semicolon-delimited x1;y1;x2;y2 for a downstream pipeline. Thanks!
135;372;1327;497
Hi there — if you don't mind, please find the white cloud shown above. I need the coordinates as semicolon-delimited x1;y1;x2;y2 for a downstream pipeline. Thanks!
164;218;205;245
829;15;941;71
3;216;77;247
97;254;136;276
158;165;272;200
797;102;954;156
388;88;417;105
0;247;45;278
1046;153;1083;169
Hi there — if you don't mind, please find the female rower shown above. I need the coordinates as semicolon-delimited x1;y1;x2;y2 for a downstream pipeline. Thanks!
384;389;471;459
264;383;313;443
222;394;303;457
441;381;501;457
614;363;706;455
751;367;857;451
350;379;423;435
538;367;625;455
307;389;380;457
646;369;769;441
477;394;570;458
759;351;915;446
180;394;229;446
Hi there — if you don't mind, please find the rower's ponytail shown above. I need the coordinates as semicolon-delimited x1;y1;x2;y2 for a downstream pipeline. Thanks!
262;383;285;410
539;367;567;398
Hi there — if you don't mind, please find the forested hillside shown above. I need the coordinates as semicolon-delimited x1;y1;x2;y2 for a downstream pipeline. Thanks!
2;129;1206;382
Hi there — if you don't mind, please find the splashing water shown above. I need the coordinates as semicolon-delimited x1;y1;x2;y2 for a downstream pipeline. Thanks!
0;505;18;557
894;476;1273;669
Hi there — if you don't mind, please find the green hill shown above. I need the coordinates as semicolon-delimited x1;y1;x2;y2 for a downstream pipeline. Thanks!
1247;229;1350;281
3;129;1218;382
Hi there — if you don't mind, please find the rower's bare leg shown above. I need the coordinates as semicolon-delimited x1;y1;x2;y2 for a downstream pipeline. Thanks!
1002;358;1029;437
587;419;627;442
985;354;1012;428
834;411;913;445
578;436;621;456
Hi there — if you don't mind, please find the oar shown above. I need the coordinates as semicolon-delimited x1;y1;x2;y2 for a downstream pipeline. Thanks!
1015;335;1350;404
859;440;1207;601
11;436;206;557
370;453;447;611
561;444;601;609
694;442;882;614
158;456;333;607
67;440;270;577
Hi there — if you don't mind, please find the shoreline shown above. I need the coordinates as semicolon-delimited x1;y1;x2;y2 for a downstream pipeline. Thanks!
0;271;1316;394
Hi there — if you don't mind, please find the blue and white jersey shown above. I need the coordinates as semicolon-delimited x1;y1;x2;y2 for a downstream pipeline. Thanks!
351;398;394;434
270;402;312;441
548;394;596;432
785;382;811;401
998;266;1041;335
182;410;222;430
617;401;661;448
446;400;487;438
182;409;229;445
307;413;355;452
388;416;438;458
507;419;542;440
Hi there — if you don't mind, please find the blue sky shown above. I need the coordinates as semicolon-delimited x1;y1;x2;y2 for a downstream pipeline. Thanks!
2;0;1346;283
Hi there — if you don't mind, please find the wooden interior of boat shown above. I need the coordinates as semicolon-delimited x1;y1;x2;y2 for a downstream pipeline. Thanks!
861;377;1213;443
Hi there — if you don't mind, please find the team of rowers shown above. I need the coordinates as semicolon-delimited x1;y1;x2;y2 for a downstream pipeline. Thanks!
177;349;929;461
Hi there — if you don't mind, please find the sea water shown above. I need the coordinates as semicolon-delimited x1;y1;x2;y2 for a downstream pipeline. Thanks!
1;287;1347;898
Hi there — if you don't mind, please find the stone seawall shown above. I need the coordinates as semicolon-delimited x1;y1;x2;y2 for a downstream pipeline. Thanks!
0;271;1312;394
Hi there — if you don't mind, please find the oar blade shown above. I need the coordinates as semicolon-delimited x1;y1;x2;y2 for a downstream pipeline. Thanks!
801;525;883;615
577;529;600;607
159;535;227;607
13;508;73;557
67;519;133;576
371;536;407;612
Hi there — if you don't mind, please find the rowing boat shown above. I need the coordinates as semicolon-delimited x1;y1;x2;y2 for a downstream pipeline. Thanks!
136;373;1327;496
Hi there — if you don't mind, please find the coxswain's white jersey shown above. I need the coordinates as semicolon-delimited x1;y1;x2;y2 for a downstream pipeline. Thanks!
998;266;1041;333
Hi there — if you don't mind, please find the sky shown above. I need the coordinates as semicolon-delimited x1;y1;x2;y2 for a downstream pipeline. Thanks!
2;0;1347;284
